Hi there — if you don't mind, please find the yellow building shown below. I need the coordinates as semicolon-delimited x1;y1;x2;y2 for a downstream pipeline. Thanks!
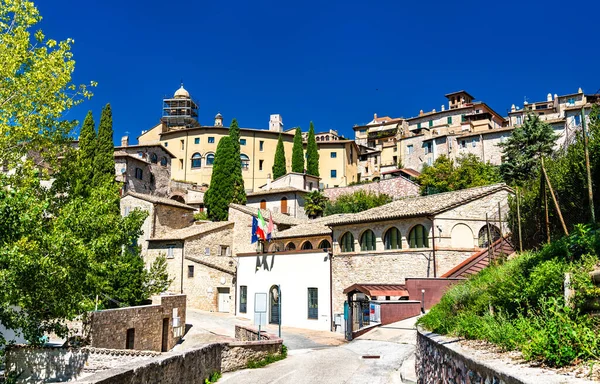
137;85;357;191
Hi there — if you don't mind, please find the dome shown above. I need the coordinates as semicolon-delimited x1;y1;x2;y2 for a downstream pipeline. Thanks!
215;112;222;118
174;84;190;98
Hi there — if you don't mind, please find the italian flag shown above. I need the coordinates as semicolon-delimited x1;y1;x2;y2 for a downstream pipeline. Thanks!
256;210;268;240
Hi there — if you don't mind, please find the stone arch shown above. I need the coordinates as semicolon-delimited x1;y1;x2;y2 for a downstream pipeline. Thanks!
478;224;501;248
318;239;331;249
451;223;474;248
170;194;186;204
301;241;313;250
284;242;296;251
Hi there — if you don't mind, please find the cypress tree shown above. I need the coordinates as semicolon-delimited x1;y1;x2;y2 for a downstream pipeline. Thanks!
75;111;97;196
229;118;246;204
272;134;287;179
306;121;319;177
206;136;236;221
94;103;115;186
291;127;304;173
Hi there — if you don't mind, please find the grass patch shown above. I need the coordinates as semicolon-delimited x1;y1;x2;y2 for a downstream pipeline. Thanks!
246;344;288;369
418;224;600;367
204;371;221;383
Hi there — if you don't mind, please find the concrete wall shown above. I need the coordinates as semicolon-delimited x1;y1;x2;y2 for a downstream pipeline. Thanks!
236;251;331;331
416;330;595;384
323;176;419;202
88;294;186;352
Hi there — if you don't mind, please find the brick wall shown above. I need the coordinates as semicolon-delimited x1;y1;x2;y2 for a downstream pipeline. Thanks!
88;294;186;352
323;176;419;202
405;278;463;310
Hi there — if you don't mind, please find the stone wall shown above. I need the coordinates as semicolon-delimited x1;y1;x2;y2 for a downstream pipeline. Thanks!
416;330;595;384
323;176;419;202
120;196;154;255
153;204;195;237
88;294;186;352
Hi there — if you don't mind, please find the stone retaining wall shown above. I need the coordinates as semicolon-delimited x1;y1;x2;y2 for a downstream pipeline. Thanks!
323;176;419;202
416;329;595;384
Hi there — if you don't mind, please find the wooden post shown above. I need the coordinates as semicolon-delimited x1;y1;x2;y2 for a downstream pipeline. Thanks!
541;158;569;236
516;187;523;252
486;213;493;263
498;202;503;238
543;172;551;244
581;107;596;223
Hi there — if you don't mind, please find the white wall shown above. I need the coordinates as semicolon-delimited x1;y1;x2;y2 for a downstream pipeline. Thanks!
236;251;331;331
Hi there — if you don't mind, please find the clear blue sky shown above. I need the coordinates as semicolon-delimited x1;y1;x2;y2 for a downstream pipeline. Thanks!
38;0;600;143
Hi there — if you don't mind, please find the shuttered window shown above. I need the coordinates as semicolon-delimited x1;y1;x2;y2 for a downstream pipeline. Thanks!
340;232;354;252
360;230;376;251
240;286;247;313
308;288;318;319
384;227;401;250
409;225;428;248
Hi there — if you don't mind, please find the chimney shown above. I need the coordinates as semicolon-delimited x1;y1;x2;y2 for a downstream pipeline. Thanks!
374;113;377;120
578;87;583;94
419;109;424;116
214;112;223;127
121;135;129;147
547;93;552;102
269;114;283;132
266;173;272;190
511;104;516;112
441;105;445;111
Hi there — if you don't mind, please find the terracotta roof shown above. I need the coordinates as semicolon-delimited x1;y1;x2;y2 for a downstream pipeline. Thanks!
114;152;149;163
324;184;512;226
247;187;309;197
124;191;195;210
229;204;305;226
115;144;177;158
381;168;421;177
343;284;409;297
149;221;233;241
445;90;475;99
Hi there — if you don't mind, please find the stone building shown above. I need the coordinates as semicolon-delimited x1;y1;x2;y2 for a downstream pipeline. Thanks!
114;137;175;197
326;183;512;315
145;222;236;313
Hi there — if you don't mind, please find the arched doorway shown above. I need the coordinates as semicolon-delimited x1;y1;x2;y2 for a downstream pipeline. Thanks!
269;285;280;324
478;224;501;248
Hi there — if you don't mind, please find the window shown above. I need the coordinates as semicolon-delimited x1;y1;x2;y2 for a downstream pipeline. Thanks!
449;138;453;150
478;225;501;248
191;153;201;168
393;146;398;152
188;265;194;278
135;168;143;180
301;241;313;250
330;152;337;158
205;247;210;256
393;156;397;164
179;159;183;169
429;120;433;127
308;288;318;319
461;114;466;122
240;286;247;313
407;145;414;154
409;225;428;248
240;139;247;146
220;246;230;256
574;114;582;126
424;142;432;154
384;227;401;250
126;328;135;350
150;173;155;185
150;153;158;164
447;116;452;125
280;196;288;213
472;138;477;147
427;157;433;166
208;137;215;144
160;157;168;166
180;140;184;150
260;199;266;209
206;153;215;166
318;239;331;249
340;232;354;252
259;141;264;151
360;230;376;251
259;159;264;171
194;138;200;145
164;142;168;147
516;115;522;125
460;140;466;149
567;98;575;106
241;154;250;170
417;123;421;129
330;169;337;178
166;244;175;259
285;242;296;251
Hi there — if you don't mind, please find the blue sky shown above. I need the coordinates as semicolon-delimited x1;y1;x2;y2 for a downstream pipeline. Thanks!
38;0;599;142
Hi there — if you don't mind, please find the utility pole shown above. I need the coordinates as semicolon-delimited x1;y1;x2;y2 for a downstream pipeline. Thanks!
581;106;596;223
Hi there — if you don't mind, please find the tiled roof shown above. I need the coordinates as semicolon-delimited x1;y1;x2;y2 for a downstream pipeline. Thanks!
114;152;149;164
324;184;511;226
124;191;195;210
229;204;305;226
343;284;409;297
150;221;233;241
247;187;309;197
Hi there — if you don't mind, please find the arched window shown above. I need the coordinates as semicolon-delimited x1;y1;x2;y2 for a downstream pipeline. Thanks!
340;232;354;253
160;156;168;166
135;168;143;180
360;230;376;251
409;225;428;248
316;136;320;141
269;243;281;252
280;197;288;214
285;242;296;251
206;153;215;166
241;154;250;170
478;225;501;248
301;241;313;250
318;239;331;249
191;153;202;168
326;135;330;141
171;195;185;204
384;227;401;250
260;199;267;209
150;153;158;164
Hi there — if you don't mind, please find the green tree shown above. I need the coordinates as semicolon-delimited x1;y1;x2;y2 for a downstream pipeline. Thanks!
291;127;304;173
418;155;454;195
0;0;94;172
94;103;115;187
229;118;246;204
205;136;236;221
304;190;328;218
74;111;96;196
272;134;287;179
324;190;392;216
500;114;558;186
306;122;320;176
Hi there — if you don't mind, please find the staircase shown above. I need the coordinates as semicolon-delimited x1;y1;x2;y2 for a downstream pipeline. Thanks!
442;236;515;279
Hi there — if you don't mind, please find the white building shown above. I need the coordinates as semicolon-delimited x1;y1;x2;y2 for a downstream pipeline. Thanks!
236;250;332;331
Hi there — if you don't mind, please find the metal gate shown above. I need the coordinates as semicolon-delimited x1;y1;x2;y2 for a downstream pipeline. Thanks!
351;300;371;332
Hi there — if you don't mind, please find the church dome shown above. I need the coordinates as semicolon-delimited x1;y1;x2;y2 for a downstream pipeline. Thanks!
174;84;190;99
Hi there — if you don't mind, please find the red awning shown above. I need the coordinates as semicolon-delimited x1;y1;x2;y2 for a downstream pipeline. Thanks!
343;284;409;297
